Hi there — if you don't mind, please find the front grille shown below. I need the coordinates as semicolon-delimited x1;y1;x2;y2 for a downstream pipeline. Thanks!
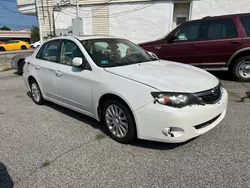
194;114;221;130
193;84;222;104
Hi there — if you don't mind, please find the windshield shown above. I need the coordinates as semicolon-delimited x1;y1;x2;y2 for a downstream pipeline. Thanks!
81;38;156;67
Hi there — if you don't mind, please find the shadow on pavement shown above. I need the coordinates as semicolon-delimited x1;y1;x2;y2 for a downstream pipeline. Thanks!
131;137;197;150
0;163;14;188
208;71;235;81
26;93;196;150
26;91;106;133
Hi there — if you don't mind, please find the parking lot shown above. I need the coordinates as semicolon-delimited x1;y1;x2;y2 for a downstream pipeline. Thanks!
0;70;250;188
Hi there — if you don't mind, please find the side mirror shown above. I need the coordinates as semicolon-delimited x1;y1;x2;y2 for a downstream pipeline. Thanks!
167;33;178;43
147;51;158;60
72;57;84;67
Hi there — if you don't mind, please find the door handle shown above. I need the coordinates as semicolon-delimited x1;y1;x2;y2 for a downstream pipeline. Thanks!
55;70;62;77
154;46;162;50
35;65;40;70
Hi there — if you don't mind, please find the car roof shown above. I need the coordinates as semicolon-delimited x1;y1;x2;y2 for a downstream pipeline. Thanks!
46;35;123;42
201;12;250;20
185;12;250;24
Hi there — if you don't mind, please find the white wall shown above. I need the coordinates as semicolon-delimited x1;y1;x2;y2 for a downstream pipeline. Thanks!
191;0;250;19
54;7;93;35
109;2;173;43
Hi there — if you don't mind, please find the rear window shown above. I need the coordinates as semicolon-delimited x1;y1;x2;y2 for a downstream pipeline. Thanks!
240;16;250;36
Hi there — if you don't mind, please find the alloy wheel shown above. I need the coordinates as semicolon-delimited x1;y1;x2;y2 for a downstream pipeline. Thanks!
105;104;129;138
31;82;41;102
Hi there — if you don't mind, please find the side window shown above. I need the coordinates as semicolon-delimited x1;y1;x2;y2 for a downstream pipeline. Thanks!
203;18;237;40
6;41;13;44
240;16;250;37
36;43;47;59
60;40;85;66
38;40;60;62
173;21;201;42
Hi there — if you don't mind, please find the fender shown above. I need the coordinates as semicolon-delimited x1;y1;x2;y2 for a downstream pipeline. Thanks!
227;47;250;66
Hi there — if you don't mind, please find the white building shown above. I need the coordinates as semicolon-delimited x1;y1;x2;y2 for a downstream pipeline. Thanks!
17;0;250;43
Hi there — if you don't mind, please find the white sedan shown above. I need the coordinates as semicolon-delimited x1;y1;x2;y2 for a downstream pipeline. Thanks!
23;36;228;144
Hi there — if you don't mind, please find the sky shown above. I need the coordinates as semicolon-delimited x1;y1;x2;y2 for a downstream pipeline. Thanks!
0;0;38;30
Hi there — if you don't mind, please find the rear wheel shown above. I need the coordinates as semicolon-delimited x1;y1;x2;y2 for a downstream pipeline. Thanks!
102;100;136;144
29;79;45;105
0;47;5;51
21;45;27;50
232;56;250;82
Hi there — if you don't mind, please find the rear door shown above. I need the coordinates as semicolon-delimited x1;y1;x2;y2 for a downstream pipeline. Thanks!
33;40;61;99
13;41;21;50
197;18;242;67
55;39;93;115
157;20;202;65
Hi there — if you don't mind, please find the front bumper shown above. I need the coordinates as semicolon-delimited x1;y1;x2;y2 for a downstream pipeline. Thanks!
134;88;228;143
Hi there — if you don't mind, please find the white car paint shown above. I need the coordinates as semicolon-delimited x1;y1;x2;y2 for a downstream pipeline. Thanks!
30;41;41;48
23;36;228;143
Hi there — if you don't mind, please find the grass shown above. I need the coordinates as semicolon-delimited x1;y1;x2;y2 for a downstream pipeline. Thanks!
94;133;107;140
0;64;12;72
42;160;51;167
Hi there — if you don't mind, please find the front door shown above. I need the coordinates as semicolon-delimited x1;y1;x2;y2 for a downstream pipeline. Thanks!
55;39;93;115
33;39;61;99
158;20;202;65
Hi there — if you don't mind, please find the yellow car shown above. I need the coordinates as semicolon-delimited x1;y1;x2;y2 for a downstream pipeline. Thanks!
0;40;30;51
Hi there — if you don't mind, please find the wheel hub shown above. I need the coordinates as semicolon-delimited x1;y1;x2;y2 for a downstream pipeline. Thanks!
31;83;40;102
105;104;128;138
238;61;250;79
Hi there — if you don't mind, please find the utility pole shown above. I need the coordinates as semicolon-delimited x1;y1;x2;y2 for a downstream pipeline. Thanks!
76;0;79;18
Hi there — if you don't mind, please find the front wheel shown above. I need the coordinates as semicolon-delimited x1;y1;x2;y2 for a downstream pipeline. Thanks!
232;56;250;82
29;79;45;105
102;100;136;144
0;47;5;51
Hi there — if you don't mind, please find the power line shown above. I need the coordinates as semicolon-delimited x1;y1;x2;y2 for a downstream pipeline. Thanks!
0;1;19;13
0;0;16;3
61;4;154;18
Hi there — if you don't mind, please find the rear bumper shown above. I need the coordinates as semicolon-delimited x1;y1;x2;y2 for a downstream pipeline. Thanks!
134;88;228;143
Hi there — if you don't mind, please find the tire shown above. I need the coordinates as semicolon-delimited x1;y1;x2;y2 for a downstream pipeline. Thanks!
232;56;250;82
102;100;136;144
0;47;5;51
17;59;25;75
29;79;45;105
21;45;27;50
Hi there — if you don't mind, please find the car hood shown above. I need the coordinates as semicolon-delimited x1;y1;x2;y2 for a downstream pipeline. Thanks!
104;60;219;93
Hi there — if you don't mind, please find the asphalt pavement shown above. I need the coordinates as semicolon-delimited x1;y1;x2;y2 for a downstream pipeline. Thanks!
0;70;250;188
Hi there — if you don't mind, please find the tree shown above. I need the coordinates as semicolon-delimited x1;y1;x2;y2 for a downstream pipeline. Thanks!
30;26;40;42
0;26;11;31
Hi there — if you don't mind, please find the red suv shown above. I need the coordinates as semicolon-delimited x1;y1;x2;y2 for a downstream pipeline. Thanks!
139;13;250;82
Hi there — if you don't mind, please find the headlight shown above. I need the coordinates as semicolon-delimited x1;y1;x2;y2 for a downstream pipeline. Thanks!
151;92;201;108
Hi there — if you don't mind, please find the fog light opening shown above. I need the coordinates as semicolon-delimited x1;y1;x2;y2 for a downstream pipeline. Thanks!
162;127;184;138
163;128;175;137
